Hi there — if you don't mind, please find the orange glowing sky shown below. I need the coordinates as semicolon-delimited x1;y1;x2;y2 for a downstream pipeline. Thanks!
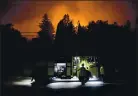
1;1;136;38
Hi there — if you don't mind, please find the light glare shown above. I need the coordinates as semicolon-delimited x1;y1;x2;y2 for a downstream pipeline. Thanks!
10;77;103;89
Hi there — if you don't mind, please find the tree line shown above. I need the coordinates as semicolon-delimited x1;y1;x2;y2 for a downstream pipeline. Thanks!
1;13;136;83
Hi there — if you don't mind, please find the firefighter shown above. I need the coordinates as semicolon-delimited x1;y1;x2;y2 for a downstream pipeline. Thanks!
77;64;87;84
100;65;104;81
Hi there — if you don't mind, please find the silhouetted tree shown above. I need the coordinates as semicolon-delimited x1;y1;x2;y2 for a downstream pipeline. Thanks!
113;22;118;26
77;22;88;55
124;20;131;30
54;14;75;57
38;13;55;40
35;14;55;60
2;24;26;80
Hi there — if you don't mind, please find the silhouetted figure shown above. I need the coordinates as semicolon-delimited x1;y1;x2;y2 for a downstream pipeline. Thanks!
100;65;104;81
78;64;87;85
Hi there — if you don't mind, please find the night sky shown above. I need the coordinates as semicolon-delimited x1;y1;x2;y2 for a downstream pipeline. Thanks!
0;0;137;38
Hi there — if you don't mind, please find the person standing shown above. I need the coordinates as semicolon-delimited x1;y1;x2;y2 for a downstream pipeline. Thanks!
77;64;87;83
100;65;104;81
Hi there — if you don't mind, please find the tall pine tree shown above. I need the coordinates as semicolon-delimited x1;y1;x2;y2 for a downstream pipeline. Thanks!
54;14;75;56
37;14;55;60
38;13;54;43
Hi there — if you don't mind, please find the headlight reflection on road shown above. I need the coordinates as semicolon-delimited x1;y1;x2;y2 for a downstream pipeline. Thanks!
52;76;98;82
11;77;103;88
85;81;104;87
52;76;79;82
47;81;104;89
47;82;81;89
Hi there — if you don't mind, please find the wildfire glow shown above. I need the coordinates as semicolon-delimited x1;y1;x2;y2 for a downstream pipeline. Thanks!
1;1;136;39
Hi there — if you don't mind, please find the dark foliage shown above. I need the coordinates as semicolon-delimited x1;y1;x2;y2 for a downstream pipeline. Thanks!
1;14;136;84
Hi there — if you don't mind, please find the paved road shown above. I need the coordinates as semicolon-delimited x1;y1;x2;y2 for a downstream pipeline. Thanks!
2;77;136;96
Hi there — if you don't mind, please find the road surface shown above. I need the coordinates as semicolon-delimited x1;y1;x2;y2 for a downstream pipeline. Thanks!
2;77;136;96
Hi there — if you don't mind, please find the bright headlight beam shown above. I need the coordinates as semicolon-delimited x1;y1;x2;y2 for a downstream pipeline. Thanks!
10;77;104;88
11;77;34;87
